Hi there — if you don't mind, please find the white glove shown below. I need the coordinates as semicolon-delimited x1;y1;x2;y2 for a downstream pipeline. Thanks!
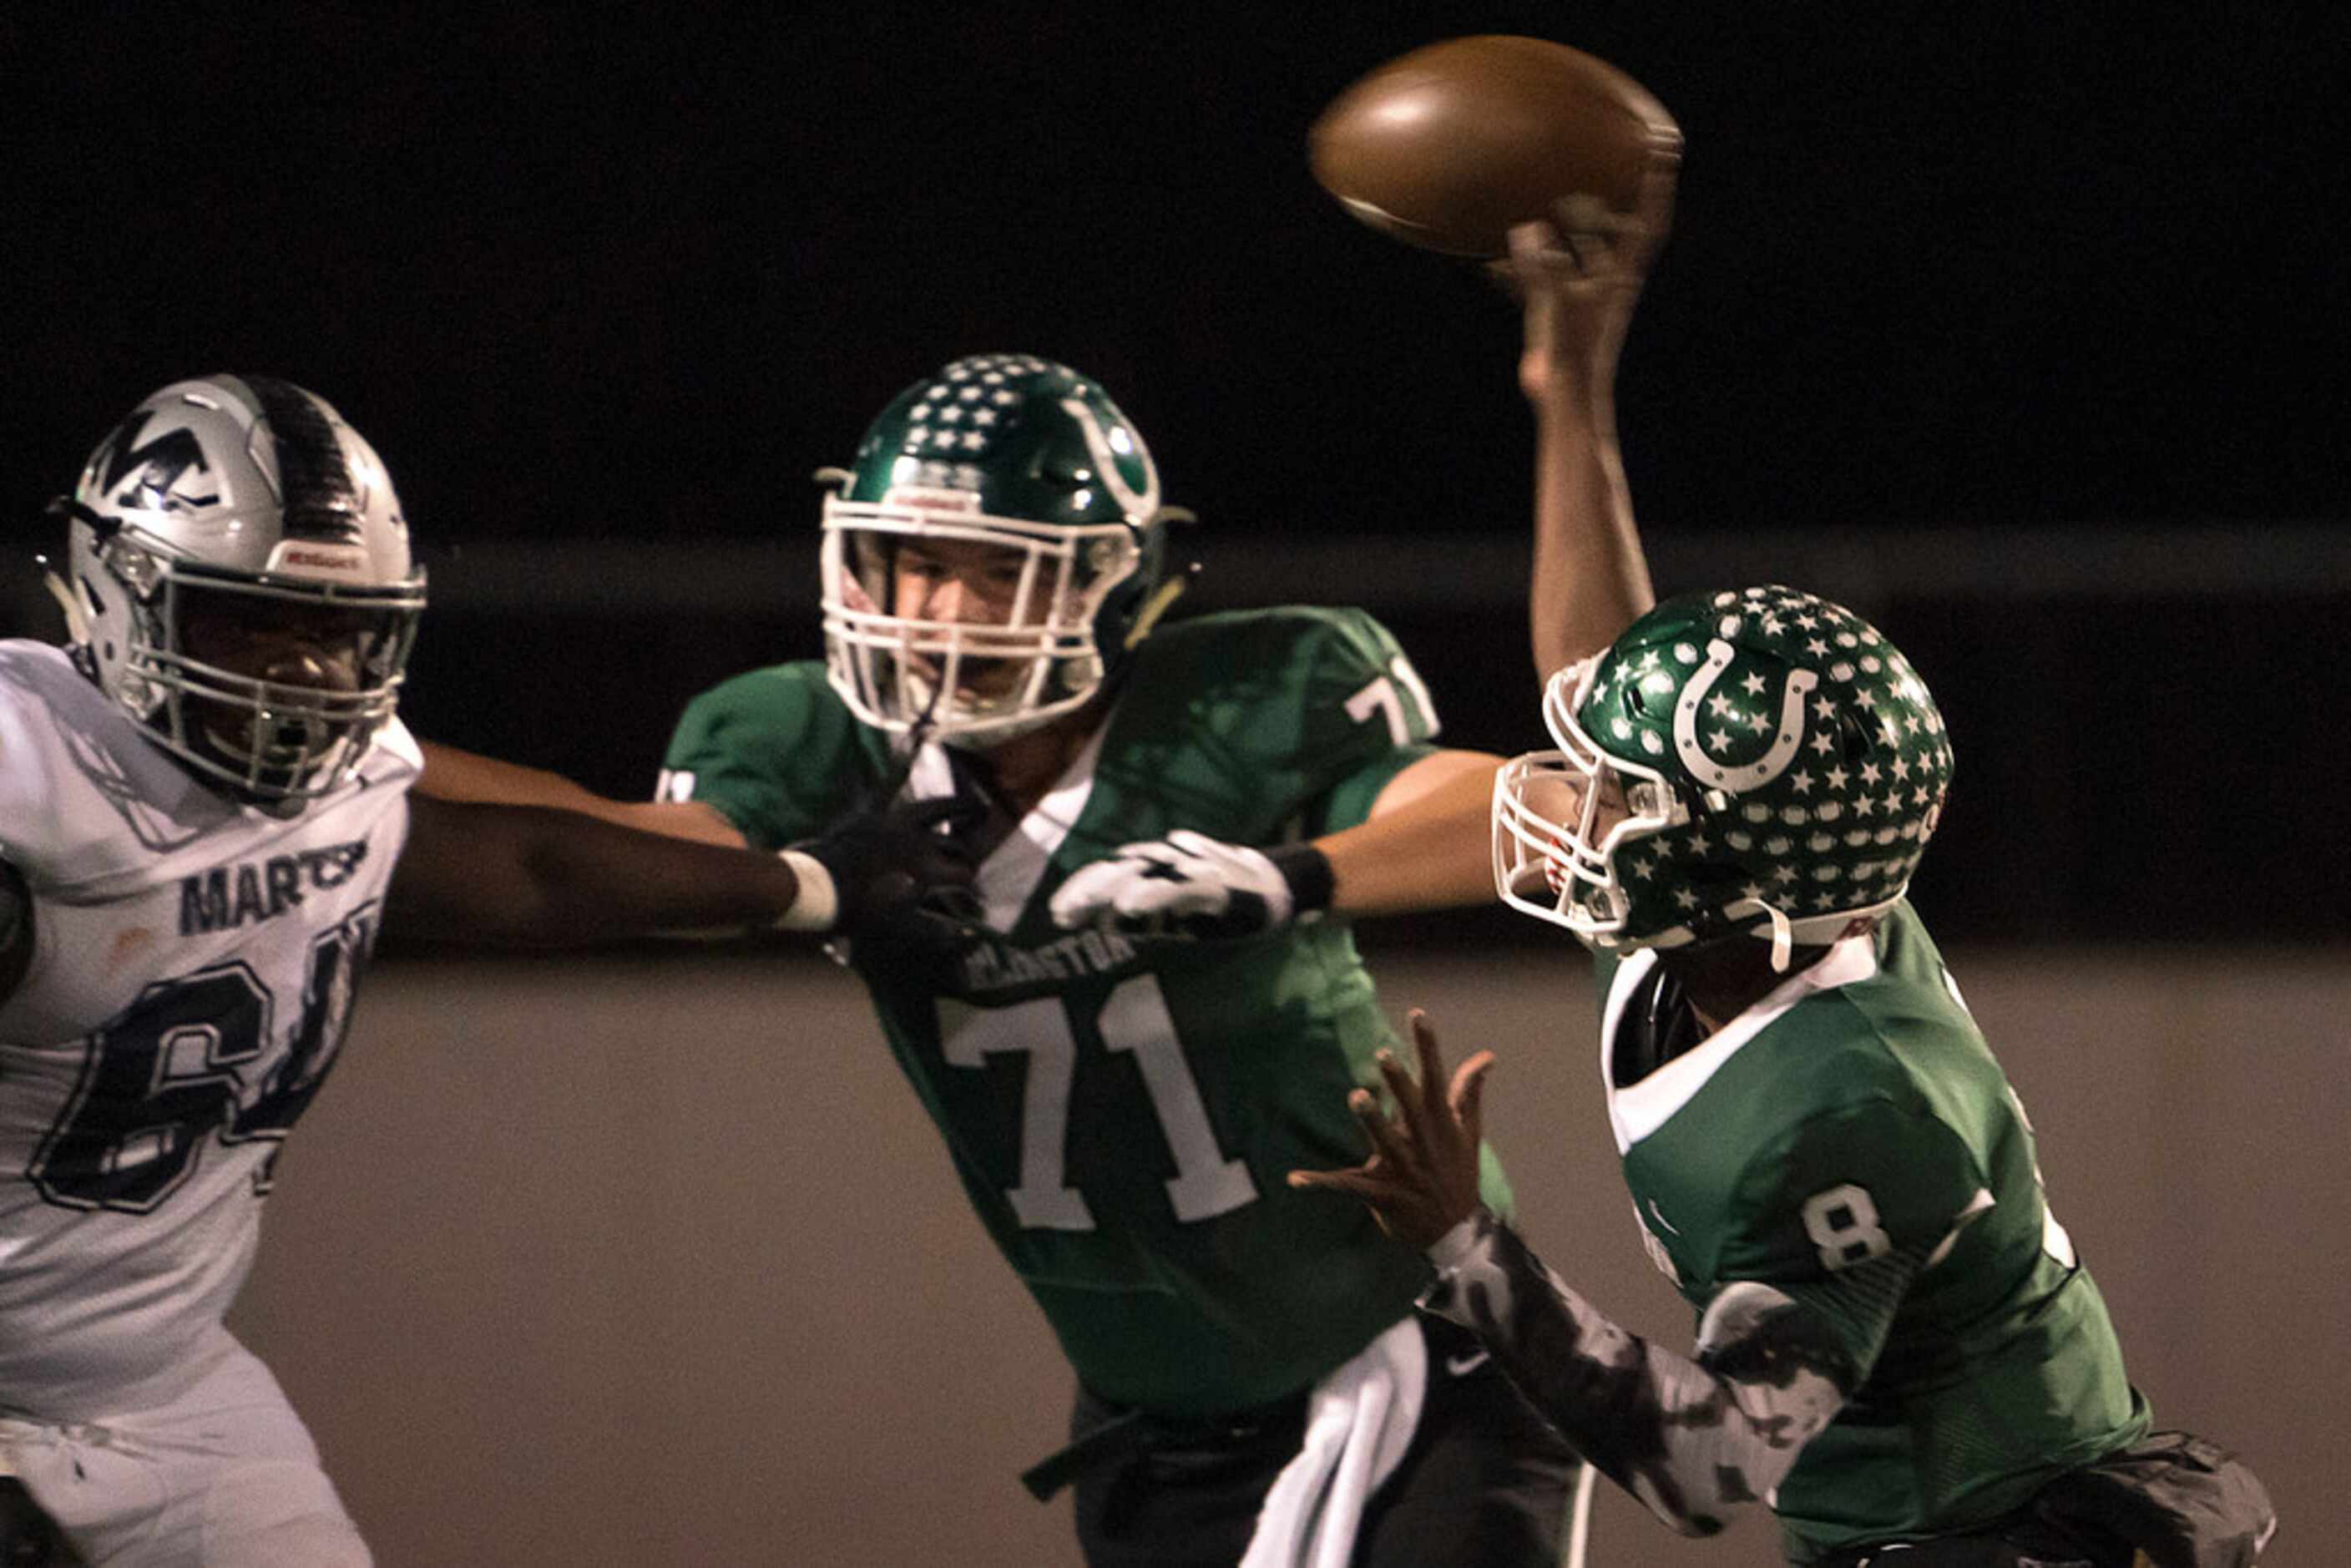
1049;830;1332;940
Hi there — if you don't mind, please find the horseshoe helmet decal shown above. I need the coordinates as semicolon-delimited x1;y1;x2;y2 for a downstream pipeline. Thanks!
1060;396;1160;519
1671;639;1820;792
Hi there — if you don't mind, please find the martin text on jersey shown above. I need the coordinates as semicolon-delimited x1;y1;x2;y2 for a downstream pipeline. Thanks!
179;841;372;936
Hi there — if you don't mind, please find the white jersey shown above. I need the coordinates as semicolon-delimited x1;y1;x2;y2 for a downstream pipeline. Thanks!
0;640;417;1420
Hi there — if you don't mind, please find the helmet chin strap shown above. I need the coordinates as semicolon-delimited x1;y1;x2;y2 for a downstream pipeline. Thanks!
1722;896;1795;974
1122;574;1188;650
893;665;948;775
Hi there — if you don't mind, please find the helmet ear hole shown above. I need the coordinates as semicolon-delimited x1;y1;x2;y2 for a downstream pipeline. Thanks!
1836;709;1877;765
1680;859;1747;889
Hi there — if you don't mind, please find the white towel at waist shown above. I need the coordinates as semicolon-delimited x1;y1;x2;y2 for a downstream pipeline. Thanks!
1241;1315;1427;1568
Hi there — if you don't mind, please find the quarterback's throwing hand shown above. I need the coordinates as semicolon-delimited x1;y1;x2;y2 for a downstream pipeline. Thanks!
1288;1009;1495;1252
1497;159;1676;403
1049;830;1333;940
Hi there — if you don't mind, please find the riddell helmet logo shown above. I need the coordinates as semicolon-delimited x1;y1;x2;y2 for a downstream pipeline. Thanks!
276;547;364;571
263;540;372;579
882;486;982;513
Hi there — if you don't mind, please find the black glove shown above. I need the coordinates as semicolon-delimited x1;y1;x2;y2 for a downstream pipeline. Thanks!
782;796;985;941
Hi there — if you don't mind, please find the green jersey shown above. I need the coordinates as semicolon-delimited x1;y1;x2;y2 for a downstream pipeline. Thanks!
662;607;1514;1416
1597;905;2149;1560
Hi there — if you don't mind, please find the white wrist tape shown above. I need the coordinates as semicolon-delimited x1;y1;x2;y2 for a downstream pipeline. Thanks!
1425;1213;1487;1272
774;850;839;933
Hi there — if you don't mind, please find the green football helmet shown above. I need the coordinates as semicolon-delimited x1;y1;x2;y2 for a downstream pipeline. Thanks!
818;354;1187;747
1494;586;1954;966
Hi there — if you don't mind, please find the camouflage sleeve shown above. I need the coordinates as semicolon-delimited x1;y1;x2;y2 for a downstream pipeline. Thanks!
1422;1211;1912;1540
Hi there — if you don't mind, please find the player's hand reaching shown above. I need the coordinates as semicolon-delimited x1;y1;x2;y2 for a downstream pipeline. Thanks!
1494;158;1676;404
1288;1009;1496;1252
1049;830;1334;941
786;796;984;942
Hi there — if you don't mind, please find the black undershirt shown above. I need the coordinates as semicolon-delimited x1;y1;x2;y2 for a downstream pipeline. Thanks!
1611;962;1707;1088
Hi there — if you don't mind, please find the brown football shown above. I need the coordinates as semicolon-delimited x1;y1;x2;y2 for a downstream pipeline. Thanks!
1308;35;1681;258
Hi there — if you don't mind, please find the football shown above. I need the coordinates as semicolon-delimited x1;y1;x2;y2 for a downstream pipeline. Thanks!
1308;35;1681;258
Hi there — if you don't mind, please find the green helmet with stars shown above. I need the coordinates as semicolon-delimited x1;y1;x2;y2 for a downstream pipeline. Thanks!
1494;586;1954;963
817;354;1186;747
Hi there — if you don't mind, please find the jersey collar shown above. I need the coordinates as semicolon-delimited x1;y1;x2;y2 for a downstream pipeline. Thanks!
1601;928;1882;1155
904;723;1108;930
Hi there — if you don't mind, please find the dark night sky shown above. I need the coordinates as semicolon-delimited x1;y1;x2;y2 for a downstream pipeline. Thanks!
9;5;2345;544
7;5;2347;940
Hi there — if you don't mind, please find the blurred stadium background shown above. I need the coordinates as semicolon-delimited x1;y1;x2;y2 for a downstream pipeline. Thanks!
8;6;2344;1562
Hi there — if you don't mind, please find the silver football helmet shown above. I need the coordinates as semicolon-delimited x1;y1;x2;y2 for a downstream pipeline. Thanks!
50;375;426;807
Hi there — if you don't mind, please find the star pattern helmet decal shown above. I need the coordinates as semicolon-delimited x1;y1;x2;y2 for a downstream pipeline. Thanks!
901;355;1046;455
1497;586;1954;950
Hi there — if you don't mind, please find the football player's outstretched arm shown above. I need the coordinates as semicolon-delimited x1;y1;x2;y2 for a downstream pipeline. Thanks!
1293;1011;1888;1540
1048;748;1504;939
1509;167;1674;680
414;741;746;847
1418;1212;1866;1539
387;792;978;946
1316;748;1504;916
390;793;806;943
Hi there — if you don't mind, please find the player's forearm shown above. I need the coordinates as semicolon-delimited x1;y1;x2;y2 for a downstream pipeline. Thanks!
1317;753;1500;917
416;741;746;846
389;797;801;943
1423;1211;1843;1539
1529;379;1653;680
416;741;605;808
